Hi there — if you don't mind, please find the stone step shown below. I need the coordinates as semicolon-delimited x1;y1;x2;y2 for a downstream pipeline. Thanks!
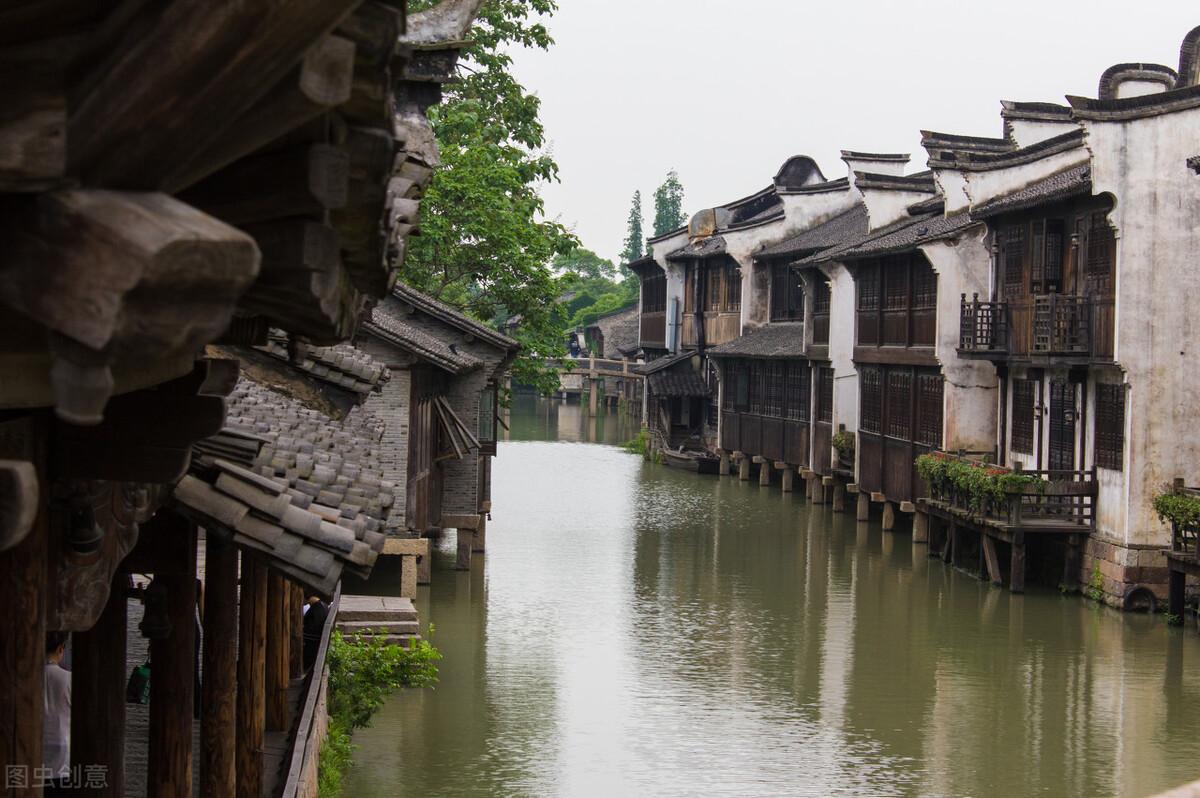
378;634;421;648
336;620;420;636
336;594;417;622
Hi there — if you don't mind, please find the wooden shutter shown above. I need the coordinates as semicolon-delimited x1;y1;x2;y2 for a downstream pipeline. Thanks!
885;368;913;440
1011;378;1035;454
915;371;944;448
818;366;834;423
860;366;882;434
785;361;810;421
1094;382;1125;470
1003;223;1026;299
725;262;741;311
1085;212;1114;296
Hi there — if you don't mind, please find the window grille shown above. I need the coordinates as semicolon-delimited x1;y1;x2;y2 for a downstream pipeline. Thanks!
885;369;912;439
1095;382;1125;471
1011;378;1035;454
860;367;882;434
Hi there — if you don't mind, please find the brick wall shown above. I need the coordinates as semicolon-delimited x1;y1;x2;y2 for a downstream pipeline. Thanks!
357;336;413;531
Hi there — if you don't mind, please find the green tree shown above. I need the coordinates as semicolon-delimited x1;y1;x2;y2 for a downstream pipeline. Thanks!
553;247;614;280
652;170;686;237
620;190;644;264
402;0;576;395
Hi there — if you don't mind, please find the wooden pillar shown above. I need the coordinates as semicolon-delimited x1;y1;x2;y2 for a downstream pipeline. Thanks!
982;534;1003;586
758;459;771;487
810;478;825;505
588;378;599;414
822;484;832;504
856;491;870;522
718;452;731;476
417;547;432;585
456;528;472;571
881;501;896;532
1010;541;1027;594
944;522;956;565
289;582;304;680
1168;568;1185;624
738;457;750;481
265;572;290;732
912;510;929;544
148;515;198;798
472;513;487;553
236;559;267;798
780;466;794;493
200;537;238;798
832;482;846;512
1063;536;1082;593
72;572;127;798
400;555;417;598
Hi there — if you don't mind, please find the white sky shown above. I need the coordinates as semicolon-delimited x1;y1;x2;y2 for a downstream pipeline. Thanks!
506;1;1198;264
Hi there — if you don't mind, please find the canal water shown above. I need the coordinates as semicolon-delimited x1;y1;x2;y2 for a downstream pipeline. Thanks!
345;396;1200;797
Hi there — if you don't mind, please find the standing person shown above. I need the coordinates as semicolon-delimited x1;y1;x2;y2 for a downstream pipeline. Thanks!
43;631;71;796
302;596;329;672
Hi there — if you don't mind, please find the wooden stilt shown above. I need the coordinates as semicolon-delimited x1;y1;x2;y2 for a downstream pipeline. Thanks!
856;491;870;521
982;534;1002;586
738;457;750;481
948;522;959;566
201;537;238;797
758;460;771;487
472;513;487;553
780;466;794;493
941;524;953;564
455;528;472;571
1168;568;1186;624
72;572;127;798
236;559;267;798
148;515;197;798
1063;536;1082;593
1010;540;1026;594
882;501;896;532
832;482;846;512
718;452;731;476
265;572;290;732
912;510;929;544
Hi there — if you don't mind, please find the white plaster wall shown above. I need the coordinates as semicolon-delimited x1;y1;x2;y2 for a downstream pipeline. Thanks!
932;168;971;214
963;146;1089;209
1084;105;1200;548
777;188;858;226
823;262;859;444
1115;79;1168;99
920;231;998;452
649;228;689;353
1088;370;1130;543
858;188;935;231
842;155;909;177
1006;118;1080;148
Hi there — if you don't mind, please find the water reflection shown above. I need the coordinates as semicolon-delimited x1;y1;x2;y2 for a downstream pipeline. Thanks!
345;398;1200;797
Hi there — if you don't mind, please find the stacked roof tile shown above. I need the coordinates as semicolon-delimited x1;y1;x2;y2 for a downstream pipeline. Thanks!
971;165;1092;218
708;323;806;358
256;333;389;395
364;306;483;374
755;204;869;259
647;371;710;398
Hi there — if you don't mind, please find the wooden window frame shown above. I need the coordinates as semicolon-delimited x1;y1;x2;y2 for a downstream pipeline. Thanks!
860;366;882;434
1094;382;1125;471
1011;378;1035;455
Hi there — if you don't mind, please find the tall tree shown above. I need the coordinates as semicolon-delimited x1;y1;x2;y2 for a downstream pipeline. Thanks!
652;170;686;237
553;247;614;281
402;0;576;395
619;190;644;264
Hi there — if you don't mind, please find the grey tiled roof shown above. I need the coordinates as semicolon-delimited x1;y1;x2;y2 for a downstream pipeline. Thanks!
971;165;1092;218
816;212;979;263
590;305;639;359
364;306;483;374
391;282;519;351
666;235;726;261
257;332;389;394
707;323;806;359
647;370;710;398
636;349;694;375
755;204;869;259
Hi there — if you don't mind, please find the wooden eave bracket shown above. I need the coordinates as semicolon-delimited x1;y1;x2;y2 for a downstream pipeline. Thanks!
0;460;38;553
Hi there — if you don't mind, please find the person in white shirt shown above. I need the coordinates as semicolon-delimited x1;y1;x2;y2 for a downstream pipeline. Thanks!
43;631;71;793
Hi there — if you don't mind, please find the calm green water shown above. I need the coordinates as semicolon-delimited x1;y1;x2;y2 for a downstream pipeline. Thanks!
344;396;1200;797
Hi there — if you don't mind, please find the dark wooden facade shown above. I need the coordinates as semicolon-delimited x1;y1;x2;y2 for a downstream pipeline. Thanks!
640;270;667;350
720;359;812;466
681;257;742;349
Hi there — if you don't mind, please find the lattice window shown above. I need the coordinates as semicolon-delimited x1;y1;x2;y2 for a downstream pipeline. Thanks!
722;362;739;410
813;279;831;315
915;371;944;447
770;264;804;322
860;367;882;434
857;263;880;311
1002;223;1026;298
725;261;742;312
1011;378;1035;454
734;363;750;410
883;256;909;310
818;366;834;423
764;362;786;417
885;368;913;439
642;272;666;313
706;263;722;311
1044;219;1064;286
912;259;937;310
1095;382;1125;471
1086;212;1114;295
785;361;810;421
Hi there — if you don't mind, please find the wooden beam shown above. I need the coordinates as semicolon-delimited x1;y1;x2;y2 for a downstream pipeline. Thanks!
170;35;357;191
0;459;37;552
982;535;1003;586
72;571;127;797
67;0;366;189
265;571;291;732
0;54;65;191
148;514;198;798
335;2;403;66
180;143;349;227
200;537;238;798
237;559;267;798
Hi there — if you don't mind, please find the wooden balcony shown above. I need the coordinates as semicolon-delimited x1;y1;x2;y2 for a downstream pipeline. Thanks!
680;311;740;349
640;310;666;349
958;293;1114;361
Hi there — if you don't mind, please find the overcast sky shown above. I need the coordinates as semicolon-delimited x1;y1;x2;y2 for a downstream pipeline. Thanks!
506;1;1197;264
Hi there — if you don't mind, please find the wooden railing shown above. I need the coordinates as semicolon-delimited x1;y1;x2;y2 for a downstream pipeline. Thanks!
958;293;1111;359
1166;479;1200;558
959;294;1007;354
925;452;1097;530
549;357;643;377
279;584;342;798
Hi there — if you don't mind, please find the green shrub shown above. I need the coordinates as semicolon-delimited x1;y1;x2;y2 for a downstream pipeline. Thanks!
832;431;855;457
915;452;1043;514
318;631;441;797
622;429;650;456
1084;564;1104;602
1153;491;1200;529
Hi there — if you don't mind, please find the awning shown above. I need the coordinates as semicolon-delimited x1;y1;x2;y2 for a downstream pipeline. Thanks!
647;370;710;398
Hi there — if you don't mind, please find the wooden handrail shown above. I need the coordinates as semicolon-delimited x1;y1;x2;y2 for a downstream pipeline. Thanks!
278;583;342;798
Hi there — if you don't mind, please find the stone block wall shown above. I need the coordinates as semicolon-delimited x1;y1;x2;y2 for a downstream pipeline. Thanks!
357;335;413;532
1081;536;1170;607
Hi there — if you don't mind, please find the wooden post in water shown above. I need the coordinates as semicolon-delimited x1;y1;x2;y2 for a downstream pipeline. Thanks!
1063;535;1082;594
266;571;290;732
738;456;750;481
237;559;267;798
881;501;896;532
832;482;846;512
1010;539;1026;593
473;513;487;553
148;514;197;798
718;451;731;476
201;536;238;797
856;491;870;521
1169;568;1186;623
982;535;1003;585
72;572;127;798
757;457;771;486
779;464;794;493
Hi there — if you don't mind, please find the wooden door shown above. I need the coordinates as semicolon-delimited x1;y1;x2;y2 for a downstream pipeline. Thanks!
1048;380;1076;473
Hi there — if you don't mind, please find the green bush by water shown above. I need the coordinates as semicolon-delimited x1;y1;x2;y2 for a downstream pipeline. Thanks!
318;631;442;797
622;429;649;456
